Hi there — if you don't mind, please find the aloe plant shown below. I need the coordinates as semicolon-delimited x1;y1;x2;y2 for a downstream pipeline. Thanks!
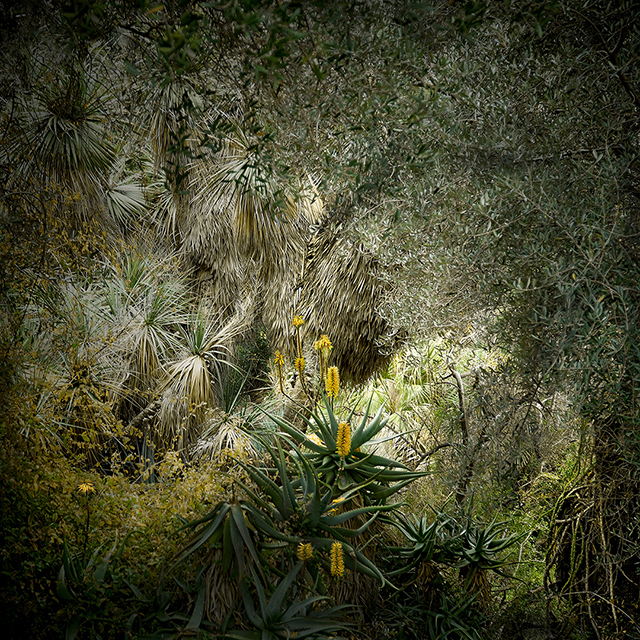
387;508;523;610
226;563;352;640
174;436;393;587
236;436;395;583
436;515;522;574
386;513;440;577
271;395;427;505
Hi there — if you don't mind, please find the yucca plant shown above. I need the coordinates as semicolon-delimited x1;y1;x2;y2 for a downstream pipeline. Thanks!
26;72;115;178
158;307;245;451
6;65;119;230
101;252;190;390
104;159;148;230
192;369;264;464
193;410;259;465
26;279;121;459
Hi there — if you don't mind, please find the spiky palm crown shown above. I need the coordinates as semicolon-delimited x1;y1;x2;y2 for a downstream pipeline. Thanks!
5;65;112;203
156;308;247;450
4;61;151;234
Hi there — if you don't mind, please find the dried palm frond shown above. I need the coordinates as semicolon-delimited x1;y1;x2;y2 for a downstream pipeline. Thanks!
174;198;245;312
192;409;258;464
171;118;322;316
149;79;202;169
188;123;321;261
290;222;399;384
104;157;148;230
203;548;239;626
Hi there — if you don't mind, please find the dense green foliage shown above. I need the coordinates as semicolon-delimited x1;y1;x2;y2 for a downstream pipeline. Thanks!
1;0;639;638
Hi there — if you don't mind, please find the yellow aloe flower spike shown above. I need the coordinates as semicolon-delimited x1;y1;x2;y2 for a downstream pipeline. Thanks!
326;366;340;398
314;334;332;356
336;422;351;459
314;335;333;380
78;482;95;494
296;542;314;562
292;315;305;359
274;350;285;394
306;432;324;448
327;496;346;516
295;356;306;373
330;541;345;578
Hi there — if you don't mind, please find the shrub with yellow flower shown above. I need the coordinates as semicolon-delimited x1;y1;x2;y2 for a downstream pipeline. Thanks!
78;482;95;494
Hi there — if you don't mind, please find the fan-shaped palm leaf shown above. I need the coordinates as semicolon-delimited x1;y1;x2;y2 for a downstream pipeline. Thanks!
104;157;148;229
157;308;247;450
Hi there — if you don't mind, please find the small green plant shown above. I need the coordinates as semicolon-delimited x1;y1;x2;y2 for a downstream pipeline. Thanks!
56;502;146;640
226;563;353;640
387;508;524;610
